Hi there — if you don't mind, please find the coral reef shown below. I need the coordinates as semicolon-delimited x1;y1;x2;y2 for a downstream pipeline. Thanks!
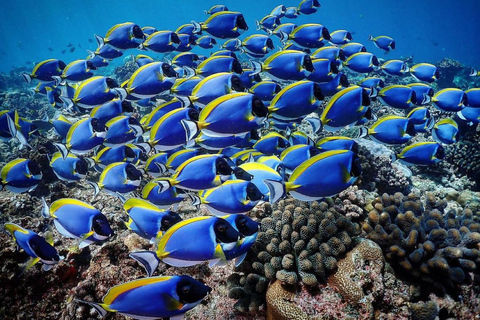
363;192;480;294
227;197;362;312
410;301;439;320
446;139;480;189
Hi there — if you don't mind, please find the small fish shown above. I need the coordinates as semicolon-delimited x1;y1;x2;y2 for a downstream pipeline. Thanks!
431;88;468;112
191;180;264;216
192;11;248;39
142;179;188;210
67;43;73;47
409;63;439;83
343;52;379;73
62;117;106;155
250;50;314;81
256;15;281;31
93;162;142;197
69;47;75;53
90;99;134;127
123;198;182;242
141;26;158;36
78;276;211;319
130;216;242;272
172;52;200;68
64;76;127;109
205;4;229;15
381;59;409;76
406;83;434;106
318;72;350;96
50;152;89;182
280;144;321;174
306;58;338;83
311;45;345;62
253;131;289;156
432;118;459;145
125;62;177;99
48;47;54;51
185;55;243;78
329;30;353;45
393;142;444;166
341;42;366;57
42;197;113;248
315;136;357;152
0;158;42;193
88;38;93;43
61;50;66;54
298;0;321;15
21;59;66;83
280;23;331;48
197;35;217;49
53;59;96;84
4;223;63;273
368;35;395;52
249;80;281;101
104;116;143;147
359;115;416;145
378;85;419;109
139;31;180;53
270;5;287;18
222;214;259;265
284;7;300;18
95;22;145;50
236;161;284;200
264;150;362;202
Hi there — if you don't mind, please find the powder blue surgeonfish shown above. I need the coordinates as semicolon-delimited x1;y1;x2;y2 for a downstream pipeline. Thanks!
269;81;324;120
191;180;264;216
280;24;331;48
393;142;445;166
0;158;42;193
133;54;155;68
197;35;217;49
104;116;143;147
320;85;375;131
64;76;127;109
186;55;243;78
154;154;250;192
4;223;63;273
284;7;300;19
344;52;380;73
141;98;186;130
93;162;142;197
253;132;289;156
172;52;200;68
458;88;480;124
264;149;362;202
406;83;434;106
192;11;248;39
123;198;182;242
194;132;251;150
222;214;259;266
368;35;395;52
51;115;73;141
270;5;287;18
381;60;409;76
306;58;338;83
53;60;96;84
95;22;145;50
205;4;229;15
124;62;178;99
175;33;197;52
431;88;468;112
341;42;367;57
130;216;242;274
256;15;281;31
139;31;180;53
221;39;242;51
410;63;440;83
50;152;89;182
315;136;358;152
250;50;314;81
22;59;66;83
182;92;268;139
88;43;123;60
78;275;211;319
183;72;245;108
90;144;145;171
240;34;274;56
236;161;284;200
142;179;188;210
90;99;134;127
42;197;113;249
249;81;281;101
378;85;419;109
329;30;353;45
298;0;321;15
62;117;106;155
280;144;321;174
359;115;416;145
318;72;350;96
432;118;459;145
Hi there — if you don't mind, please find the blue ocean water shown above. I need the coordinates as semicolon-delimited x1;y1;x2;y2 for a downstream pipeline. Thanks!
1;0;479;73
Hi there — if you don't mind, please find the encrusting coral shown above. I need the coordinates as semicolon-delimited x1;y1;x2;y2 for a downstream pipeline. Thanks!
363;191;480;293
227;197;361;312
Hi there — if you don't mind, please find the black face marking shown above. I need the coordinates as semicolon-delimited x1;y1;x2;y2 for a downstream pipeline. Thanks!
230;75;245;92
251;96;268;117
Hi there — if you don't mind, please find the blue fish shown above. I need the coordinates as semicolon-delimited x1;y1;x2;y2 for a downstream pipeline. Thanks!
253;131;289;155
311;46;345;62
205;4;229;15
195;132;251;150
358;77;385;90
306;58;338;83
141;26;158;35
265;149;362;202
66;76;126;109
360;115;416;145
54;60;96;84
368;35;395;52
407;107;432;125
4;223;63;273
144;152;169;177
95;22;145;50
280;144;321;174
176;23;197;36
221;39;242;51
318;72;350;96
269;81;324;120
272;23;298;38
249;81;281;101
104;116;143;147
176;33;197;52
140;30;180;53
182;92;268;139
381;60;409;76
90;144;145;171
284;7;300;18
186;55;243;78
223;214;259;266
142;179;187;210
130;216;242;271
288;130;315;146
393;142;444;166
51;115;73;141
281;23;331;48
22;59;66;83
344;52;379;73
298;0;321;15
87;45;123;60
432;118;459;145
341;42;366;57
90;99;134;127
320;85;375;131
406;83;434;106
123;198;182;241
63;117;106;155
256;15;281;31
315;136;358;152
193;11;248;39
141;98;186;130
432;88;468;112
50;152;88;182
42;197;113;248
329;30;353;45
237;68;262;89
172;52;200;68
270;5;287;18
125;62;177;99
251;50;314;81
78;276;211;319
197;35;217;49
192;180;264;216
94;162;142;196
410;63;439;83
133;54;155;67
378;85;419;109
1;158;42;193
240;34;274;56
165;148;200;172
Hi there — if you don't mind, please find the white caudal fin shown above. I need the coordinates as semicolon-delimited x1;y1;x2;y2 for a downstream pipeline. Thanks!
421;93;431;105
187;193;201;207
22;73;32;83
7;114;31;149
262;179;285;204
94;34;105;50
41;197;50;218
278;31;289;44
255;20;260;30
181;119;200;142
86;181;100;199
191;21;202;34
75;300;108;318
356;126;369;139
469;68;477;77
87;50;96;59
113;88;127;101
250;60;262;76
183;66;196;79
154;162;168;176
129;251;160;277
52;76;63;87
53;142;69;160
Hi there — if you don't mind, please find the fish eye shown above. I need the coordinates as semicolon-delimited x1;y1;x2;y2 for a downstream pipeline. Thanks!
105;77;119;88
126;164;142;180
252;97;268;117
232;59;243;74
360;46;367;52
313;84;325;101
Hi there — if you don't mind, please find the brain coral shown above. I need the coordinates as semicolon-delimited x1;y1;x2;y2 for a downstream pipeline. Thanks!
363;192;480;293
227;197;361;312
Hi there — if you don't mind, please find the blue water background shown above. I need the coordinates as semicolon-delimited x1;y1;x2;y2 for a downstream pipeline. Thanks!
0;0;479;73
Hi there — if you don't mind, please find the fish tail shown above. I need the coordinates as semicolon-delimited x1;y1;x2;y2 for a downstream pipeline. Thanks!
41;197;50;218
75;300;108;318
6;114;31;149
390;153;397;162
262;179;286;204
86;181;100;200
94;34;105;50
28;88;36;97
176;95;192;108
181;119;200;142
183;66;196;79
59;96;74;111
52;75;63;87
191;20;202;34
250;60;263;75
255;20;260;30
469;68;477;77
112;87;127;101
21;73;32;83
129;251;160;277
187;193;201;208
368;35;374;41
86;50;96;59
278;31;289;44
356;126;369;139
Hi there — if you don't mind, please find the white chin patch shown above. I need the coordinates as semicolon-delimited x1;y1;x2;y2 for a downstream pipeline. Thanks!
221;241;237;251
96;131;107;138
94;233;109;241
130;179;141;187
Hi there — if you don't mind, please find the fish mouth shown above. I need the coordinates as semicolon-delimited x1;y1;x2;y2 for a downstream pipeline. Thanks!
221;240;239;251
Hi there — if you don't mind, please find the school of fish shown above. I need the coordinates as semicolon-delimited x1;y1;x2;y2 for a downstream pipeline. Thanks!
2;0;480;319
